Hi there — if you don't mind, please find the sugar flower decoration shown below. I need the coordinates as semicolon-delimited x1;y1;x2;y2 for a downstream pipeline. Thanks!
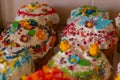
71;6;101;19
115;74;120;80
68;54;80;64
8;21;19;34
85;19;95;28
82;6;96;15
59;40;71;52
28;19;38;26
89;42;99;57
22;65;76;80
28;2;41;10
78;16;112;30
21;20;33;30
20;35;30;43
35;29;47;40
95;16;112;29
27;30;36;37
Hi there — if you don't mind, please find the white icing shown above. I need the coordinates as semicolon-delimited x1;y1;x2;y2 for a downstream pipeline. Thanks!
15;3;59;26
50;47;112;80
62;17;118;49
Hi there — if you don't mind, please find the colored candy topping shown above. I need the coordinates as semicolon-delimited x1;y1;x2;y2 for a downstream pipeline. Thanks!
21;5;26;8
115;74;120;80
49;36;56;47
89;42;99;57
22;21;33;30
12;21;19;27
59;40;71;52
78;16;112;30
28;2;41;10
27;30;36;37
68;54;80;64
21;65;76;80
8;22;19;34
81;6;97;15
78;59;90;66
71;6;104;19
28;19;38;26
20;35;30;43
85;19;95;28
35;29;47;40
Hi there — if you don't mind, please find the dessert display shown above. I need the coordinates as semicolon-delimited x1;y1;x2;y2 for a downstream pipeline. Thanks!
21;65;76;80
0;2;60;71
48;40;112;80
0;2;59;79
62;6;118;64
0;19;56;70
15;2;60;30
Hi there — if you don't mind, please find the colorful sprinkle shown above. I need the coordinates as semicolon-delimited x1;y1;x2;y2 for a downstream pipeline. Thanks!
27;30;36;37
68;54;80;64
20;35;30;43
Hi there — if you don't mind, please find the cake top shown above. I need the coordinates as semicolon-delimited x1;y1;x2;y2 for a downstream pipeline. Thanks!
62;16;118;49
18;2;56;16
67;6;109;24
0;19;56;60
0;19;55;48
0;48;31;80
48;40;112;80
15;2;60;26
21;65;76;80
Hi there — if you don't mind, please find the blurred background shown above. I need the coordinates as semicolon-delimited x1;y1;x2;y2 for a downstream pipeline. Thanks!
0;0;120;26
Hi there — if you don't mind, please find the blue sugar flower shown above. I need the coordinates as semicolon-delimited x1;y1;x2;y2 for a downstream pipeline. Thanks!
28;19;38;26
77;16;92;26
86;9;96;15
8;25;18;34
95;16;112;30
72;11;79;18
77;16;112;30
68;54;80;64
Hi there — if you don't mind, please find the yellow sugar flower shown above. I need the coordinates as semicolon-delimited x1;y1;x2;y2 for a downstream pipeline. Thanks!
2;68;7;73
21;75;27;80
89;42;99;57
59;40;71;52
0;58;4;63
28;2;40;10
0;51;3;55
115;74;120;80
10;61;15;69
36;29;47;40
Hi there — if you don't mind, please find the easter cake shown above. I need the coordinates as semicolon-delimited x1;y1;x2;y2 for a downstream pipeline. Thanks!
15;2;60;30
48;40;112;80
62;15;118;64
0;19;56;70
